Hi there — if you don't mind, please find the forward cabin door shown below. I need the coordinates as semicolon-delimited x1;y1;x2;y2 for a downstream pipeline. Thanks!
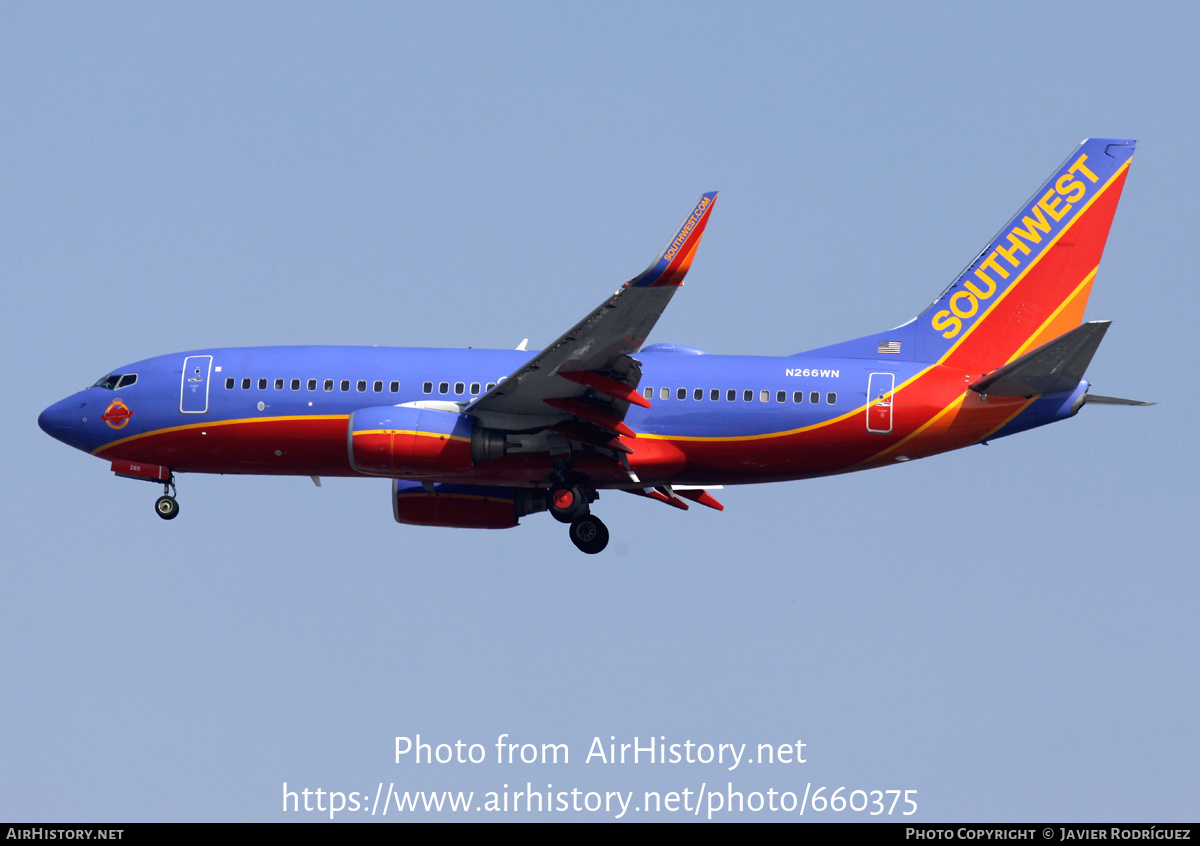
866;371;895;434
180;355;213;413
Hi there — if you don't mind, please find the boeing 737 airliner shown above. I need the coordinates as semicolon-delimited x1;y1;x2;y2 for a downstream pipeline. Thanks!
39;138;1150;553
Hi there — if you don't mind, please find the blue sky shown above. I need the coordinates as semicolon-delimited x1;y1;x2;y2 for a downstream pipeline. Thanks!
3;1;1196;821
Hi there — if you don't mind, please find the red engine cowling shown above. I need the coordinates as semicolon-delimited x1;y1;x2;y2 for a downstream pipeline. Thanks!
392;481;546;529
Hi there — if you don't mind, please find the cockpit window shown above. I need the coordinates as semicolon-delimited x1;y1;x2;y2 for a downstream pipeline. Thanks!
93;373;136;390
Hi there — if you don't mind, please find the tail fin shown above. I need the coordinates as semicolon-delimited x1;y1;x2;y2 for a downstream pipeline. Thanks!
915;138;1135;369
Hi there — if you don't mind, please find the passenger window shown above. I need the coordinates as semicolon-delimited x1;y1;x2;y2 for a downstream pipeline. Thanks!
423;381;432;394
643;387;653;399
116;374;138;388
660;387;670;400
793;391;803;403
710;389;719;401
743;389;752;402
241;378;251;390
454;382;465;395
439;382;449;394
373;380;383;392
307;379;317;391
827;392;837;404
470;382;480;394
759;389;769;402
340;380;350;392
694;388;703;400
810;391;819;404
225;377;234;389
727;389;736;401
274;378;284;390
357;380;367;392
677;387;686;400
258;378;268;390
390;381;400;393
290;378;300;390
777;390;786;403
324;379;334;391
486;382;496;391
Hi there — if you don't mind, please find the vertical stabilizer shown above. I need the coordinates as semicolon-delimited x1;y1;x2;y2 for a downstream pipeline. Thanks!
914;138;1135;369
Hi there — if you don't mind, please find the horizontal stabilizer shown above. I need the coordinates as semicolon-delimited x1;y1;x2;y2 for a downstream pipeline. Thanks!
1083;393;1155;406
970;321;1110;397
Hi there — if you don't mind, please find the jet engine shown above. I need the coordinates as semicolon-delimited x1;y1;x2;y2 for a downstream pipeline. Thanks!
392;481;546;529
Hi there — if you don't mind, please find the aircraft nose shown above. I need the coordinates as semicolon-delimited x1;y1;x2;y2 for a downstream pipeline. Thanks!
38;397;80;443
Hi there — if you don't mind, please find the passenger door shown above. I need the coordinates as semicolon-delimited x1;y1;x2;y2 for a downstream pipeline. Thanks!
180;355;213;413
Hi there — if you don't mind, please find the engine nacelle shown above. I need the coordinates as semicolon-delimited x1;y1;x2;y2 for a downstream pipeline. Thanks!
393;481;547;529
349;406;476;476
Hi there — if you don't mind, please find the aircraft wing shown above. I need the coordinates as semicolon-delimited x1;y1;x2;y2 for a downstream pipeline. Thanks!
466;193;717;440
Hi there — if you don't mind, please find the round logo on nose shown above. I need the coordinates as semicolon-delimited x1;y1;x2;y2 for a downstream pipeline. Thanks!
101;399;133;429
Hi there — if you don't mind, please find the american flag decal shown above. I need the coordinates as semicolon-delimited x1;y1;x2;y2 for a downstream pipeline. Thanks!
878;341;901;355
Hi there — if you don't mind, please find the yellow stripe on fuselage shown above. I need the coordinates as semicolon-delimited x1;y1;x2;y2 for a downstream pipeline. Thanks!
91;414;351;455
352;429;470;443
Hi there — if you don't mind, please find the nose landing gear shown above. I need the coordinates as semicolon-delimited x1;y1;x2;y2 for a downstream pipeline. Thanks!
155;494;180;520
110;461;180;521
154;475;179;520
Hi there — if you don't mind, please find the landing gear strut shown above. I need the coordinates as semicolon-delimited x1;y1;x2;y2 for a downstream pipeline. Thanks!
155;475;179;520
546;465;607;553
569;514;609;554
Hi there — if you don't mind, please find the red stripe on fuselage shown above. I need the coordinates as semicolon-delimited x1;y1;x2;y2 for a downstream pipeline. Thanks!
94;416;357;476
650;365;1027;484
88;382;1027;487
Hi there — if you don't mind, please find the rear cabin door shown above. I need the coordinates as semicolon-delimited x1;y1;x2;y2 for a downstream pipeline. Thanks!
866;371;895;434
180;355;213;413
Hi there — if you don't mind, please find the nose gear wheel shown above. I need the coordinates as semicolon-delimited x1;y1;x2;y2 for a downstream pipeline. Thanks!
155;495;179;520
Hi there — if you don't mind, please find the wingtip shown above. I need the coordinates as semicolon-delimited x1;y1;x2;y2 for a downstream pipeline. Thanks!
628;192;719;288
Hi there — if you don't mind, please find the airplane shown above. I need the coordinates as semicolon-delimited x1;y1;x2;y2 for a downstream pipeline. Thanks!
39;137;1151;554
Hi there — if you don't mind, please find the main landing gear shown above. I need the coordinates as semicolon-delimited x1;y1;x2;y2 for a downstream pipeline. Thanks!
155;476;179;520
547;481;608;554
568;514;609;555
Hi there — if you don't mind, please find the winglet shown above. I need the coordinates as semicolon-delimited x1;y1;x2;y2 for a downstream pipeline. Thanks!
627;192;718;288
